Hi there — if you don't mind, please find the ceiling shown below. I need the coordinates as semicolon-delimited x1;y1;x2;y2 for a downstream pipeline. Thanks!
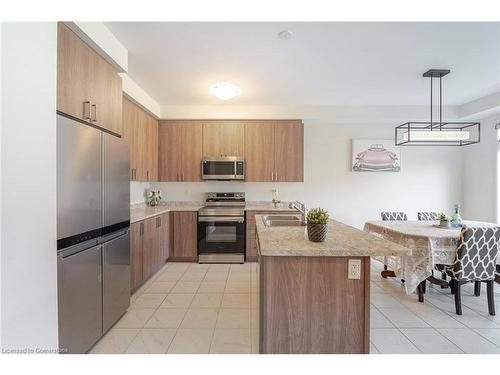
105;22;500;106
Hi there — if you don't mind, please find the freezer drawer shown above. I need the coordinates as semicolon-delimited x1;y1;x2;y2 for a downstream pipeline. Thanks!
102;230;131;333
58;244;102;354
57;114;102;243
103;132;130;230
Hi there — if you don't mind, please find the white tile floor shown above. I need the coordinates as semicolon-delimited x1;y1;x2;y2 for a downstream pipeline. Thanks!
91;260;500;354
91;262;258;354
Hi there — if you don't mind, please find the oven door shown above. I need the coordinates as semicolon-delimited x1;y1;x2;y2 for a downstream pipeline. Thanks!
202;160;237;180
198;217;245;262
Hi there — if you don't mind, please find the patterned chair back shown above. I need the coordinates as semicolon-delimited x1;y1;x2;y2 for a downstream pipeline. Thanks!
417;212;440;221
449;226;500;281
381;212;408;221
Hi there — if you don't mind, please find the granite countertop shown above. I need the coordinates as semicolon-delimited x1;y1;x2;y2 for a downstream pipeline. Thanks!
130;202;203;223
255;215;411;257
244;202;298;212
130;201;299;223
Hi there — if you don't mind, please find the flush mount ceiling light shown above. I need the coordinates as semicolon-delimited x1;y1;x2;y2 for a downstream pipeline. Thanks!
277;30;293;40
395;69;480;146
209;82;241;100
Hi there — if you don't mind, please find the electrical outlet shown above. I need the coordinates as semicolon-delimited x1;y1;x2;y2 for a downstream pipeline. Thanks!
348;259;362;279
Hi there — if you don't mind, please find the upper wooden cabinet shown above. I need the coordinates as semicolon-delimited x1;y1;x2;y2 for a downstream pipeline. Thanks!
157;119;303;182
245;122;275;182
245;120;304;182
158;121;203;181
203;121;245;157
146;115;159;182
274;120;304;182
122;96;158;181
57;23;122;136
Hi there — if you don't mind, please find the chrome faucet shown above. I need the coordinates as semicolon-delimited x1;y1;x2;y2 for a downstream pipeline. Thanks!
289;200;306;222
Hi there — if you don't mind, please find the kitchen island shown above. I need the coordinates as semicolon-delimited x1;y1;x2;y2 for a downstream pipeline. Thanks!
255;215;410;354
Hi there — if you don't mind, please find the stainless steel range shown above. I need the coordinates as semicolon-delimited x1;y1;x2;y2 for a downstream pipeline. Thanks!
198;192;246;263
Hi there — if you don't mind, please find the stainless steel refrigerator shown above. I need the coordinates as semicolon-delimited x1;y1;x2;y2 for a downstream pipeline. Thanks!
56;113;130;354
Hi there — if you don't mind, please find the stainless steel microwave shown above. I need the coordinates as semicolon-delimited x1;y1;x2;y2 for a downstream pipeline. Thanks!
201;157;245;180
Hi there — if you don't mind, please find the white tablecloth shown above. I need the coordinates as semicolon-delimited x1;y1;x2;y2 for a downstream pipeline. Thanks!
363;220;498;294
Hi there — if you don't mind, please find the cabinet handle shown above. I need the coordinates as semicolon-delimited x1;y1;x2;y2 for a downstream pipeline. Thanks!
176;172;179;181
83;101;91;120
271;172;274;181
275;172;278;181
181;172;184;181
91;104;97;122
147;170;149;181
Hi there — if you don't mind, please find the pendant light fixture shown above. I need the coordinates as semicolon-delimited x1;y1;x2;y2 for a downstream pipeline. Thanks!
395;69;480;146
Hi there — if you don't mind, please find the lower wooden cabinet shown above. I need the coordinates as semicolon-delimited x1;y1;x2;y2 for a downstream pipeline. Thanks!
246;211;279;262
142;217;160;282
171;211;198;262
159;213;171;263
130;222;144;292
130;213;172;293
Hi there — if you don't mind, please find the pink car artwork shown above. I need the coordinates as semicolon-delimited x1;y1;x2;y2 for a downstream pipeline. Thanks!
353;144;400;172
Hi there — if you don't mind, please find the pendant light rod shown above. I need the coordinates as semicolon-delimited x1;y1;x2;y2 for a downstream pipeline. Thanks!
430;75;433;130
440;75;442;130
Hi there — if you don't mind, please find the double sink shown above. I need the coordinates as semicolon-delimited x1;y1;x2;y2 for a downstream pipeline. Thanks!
262;214;306;227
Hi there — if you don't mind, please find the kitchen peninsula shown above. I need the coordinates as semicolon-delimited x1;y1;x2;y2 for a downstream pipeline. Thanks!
255;216;410;354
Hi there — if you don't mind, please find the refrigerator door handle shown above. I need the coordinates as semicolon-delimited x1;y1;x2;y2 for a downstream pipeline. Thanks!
83;101;91;120
91;104;97;122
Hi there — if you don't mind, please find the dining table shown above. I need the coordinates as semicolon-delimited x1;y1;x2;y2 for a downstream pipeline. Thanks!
364;220;499;302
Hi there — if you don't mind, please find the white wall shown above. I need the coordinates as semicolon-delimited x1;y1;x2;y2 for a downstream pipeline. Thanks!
462;115;499;223
1;23;59;351
130;181;151;204
152;119;463;228
122;75;161;118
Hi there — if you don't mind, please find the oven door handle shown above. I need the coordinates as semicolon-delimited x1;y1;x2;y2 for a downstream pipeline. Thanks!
198;216;245;223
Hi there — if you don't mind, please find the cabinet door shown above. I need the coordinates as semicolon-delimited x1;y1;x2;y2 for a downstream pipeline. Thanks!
130;222;143;292
203;121;245;157
244;122;275;182
274;121;304;182
122;97;138;180
135;109;149;181
181;122;203;181
159;213;171;263
172;211;198;261
91;52;122;136
158;121;182;181
57;23;92;122
142;217;160;280
146;115;158;182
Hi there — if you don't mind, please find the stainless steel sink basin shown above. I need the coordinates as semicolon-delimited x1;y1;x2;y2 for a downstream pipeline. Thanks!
262;214;306;227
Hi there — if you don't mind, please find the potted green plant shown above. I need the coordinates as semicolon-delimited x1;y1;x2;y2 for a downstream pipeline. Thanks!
439;212;452;228
306;208;329;242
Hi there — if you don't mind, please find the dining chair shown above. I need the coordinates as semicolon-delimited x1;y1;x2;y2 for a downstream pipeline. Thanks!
417;212;440;221
435;226;500;315
381;212;408;221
